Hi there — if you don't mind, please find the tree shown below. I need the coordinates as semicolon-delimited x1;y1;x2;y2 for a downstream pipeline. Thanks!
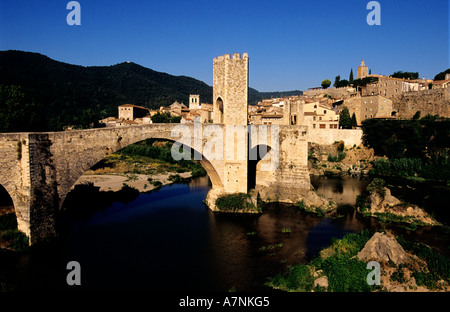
434;69;450;81
335;79;350;88
0;85;43;132
349;68;354;83
351;112;358;127
151;112;181;123
391;71;419;80
333;76;341;88
321;79;331;89
339;107;353;129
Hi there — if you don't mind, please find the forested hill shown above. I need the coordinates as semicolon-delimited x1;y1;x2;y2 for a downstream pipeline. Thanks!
0;50;301;132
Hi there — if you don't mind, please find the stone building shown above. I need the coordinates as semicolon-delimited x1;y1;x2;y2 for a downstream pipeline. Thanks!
118;104;151;121
357;60;369;80
303;101;339;129
189;94;201;110
361;75;431;99
343;94;393;126
213;53;249;125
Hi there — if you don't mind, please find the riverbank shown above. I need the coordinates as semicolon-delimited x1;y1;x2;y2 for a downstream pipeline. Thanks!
74;172;193;193
266;230;450;292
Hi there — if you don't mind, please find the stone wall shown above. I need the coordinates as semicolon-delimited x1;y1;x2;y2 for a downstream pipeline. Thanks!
393;88;450;118
213;53;249;125
306;129;363;147
0;133;31;237
303;86;357;98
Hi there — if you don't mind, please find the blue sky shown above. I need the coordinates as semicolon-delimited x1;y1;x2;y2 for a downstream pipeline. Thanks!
0;0;448;91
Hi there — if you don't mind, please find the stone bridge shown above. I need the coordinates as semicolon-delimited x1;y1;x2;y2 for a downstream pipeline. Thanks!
0;123;310;243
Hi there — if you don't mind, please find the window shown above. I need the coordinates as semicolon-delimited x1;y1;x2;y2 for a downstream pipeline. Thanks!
319;124;326;129
324;110;327;114
319;117;322;120
313;124;316;129
329;124;334;129
313;116;316;121
314;105;317;108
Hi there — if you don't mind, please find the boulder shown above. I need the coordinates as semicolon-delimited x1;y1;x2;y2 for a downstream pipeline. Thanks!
313;276;329;289
357;232;408;265
383;188;401;207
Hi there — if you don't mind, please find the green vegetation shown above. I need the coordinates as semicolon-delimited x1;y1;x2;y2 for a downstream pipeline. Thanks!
363;116;450;181
259;243;284;252
321;79;331;89
366;178;386;199
339;107;352;129
215;193;259;213
327;151;346;162
108;139;207;177
266;230;373;292
391;71;419;80
397;236;450;289
333;75;350;88
150;112;182;123
0;51;213;131
0;85;43;132
0;213;29;251
0;51;301;132
434;68;450;81
351;76;378;88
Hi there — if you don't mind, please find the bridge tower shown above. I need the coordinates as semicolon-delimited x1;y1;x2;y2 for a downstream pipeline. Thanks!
213;53;249;125
212;53;249;194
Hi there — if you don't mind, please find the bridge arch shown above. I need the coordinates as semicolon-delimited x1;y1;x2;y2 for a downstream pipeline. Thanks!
57;126;224;210
0;183;28;237
248;144;272;190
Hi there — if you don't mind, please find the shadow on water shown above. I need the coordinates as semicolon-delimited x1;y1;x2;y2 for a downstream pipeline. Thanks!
1;175;449;291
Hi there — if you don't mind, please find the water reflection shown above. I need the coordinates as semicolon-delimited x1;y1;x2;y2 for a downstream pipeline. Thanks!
310;175;370;205
2;175;449;291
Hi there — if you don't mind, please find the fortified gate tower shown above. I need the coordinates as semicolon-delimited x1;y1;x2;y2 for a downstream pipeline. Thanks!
212;53;249;194
213;53;249;125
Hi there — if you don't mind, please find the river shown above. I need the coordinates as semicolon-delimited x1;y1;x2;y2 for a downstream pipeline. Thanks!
1;175;449;291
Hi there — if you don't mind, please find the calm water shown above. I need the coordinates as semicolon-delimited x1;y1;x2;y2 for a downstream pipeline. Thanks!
2;175;449;291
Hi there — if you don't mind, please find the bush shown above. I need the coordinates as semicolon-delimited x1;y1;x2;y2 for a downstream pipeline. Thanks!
322;255;371;292
168;174;183;183
265;264;314;292
366;178;386;199
397;237;450;288
215;193;257;213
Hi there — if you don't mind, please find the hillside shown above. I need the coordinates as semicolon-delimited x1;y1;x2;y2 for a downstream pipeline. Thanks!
0;50;301;132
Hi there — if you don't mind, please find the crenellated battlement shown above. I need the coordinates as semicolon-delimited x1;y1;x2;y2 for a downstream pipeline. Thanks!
214;53;249;62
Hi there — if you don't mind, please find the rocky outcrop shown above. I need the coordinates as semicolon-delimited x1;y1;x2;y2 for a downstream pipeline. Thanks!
367;187;439;226
298;189;337;214
356;232;408;265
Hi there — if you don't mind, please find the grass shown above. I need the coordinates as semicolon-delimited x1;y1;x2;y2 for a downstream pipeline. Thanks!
215;193;259;213
0;212;29;251
259;243;283;252
266;230;374;292
397;236;450;289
